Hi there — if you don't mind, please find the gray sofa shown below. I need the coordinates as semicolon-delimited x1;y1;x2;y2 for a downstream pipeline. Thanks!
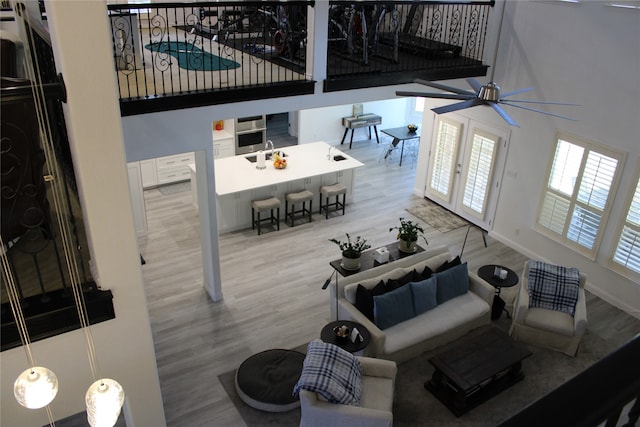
334;246;494;363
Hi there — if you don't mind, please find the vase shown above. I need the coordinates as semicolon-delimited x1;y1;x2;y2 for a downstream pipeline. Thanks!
398;239;417;253
341;254;361;271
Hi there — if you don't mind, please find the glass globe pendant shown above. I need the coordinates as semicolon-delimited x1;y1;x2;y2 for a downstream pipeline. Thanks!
86;378;125;427
14;366;59;409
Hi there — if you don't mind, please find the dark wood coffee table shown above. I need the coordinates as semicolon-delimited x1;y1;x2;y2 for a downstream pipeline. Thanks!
425;326;532;416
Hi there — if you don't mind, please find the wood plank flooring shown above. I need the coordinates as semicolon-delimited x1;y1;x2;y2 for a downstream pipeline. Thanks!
138;138;640;426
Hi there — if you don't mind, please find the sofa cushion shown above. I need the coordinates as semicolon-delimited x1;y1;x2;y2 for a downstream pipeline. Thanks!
373;284;415;330
525;306;576;336
355;281;386;321
344;268;407;304
383;292;490;355
385;269;415;292
435;263;469;304
410;276;438;315
436;255;461;272
293;340;362;405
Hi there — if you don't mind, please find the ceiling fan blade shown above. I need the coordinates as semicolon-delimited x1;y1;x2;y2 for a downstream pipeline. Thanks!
491;103;520;127
500;99;581;106
432;99;483;114
466;78;483;93
500;101;579;121
396;91;475;101
413;79;475;95
500;87;534;98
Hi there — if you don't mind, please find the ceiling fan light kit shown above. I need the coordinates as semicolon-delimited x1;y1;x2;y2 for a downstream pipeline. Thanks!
396;1;578;127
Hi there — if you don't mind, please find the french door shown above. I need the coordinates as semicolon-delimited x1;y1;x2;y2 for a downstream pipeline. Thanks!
425;114;510;230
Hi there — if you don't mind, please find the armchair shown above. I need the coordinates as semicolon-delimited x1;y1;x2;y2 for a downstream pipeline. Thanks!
298;356;397;427
509;260;587;357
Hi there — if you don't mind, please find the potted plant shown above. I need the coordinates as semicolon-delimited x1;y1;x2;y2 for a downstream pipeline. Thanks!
329;233;371;271
389;217;428;253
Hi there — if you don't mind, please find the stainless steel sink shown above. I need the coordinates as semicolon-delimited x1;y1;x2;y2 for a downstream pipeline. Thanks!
245;152;287;163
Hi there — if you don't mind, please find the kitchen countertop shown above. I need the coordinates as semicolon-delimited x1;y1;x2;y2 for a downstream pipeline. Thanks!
211;141;364;196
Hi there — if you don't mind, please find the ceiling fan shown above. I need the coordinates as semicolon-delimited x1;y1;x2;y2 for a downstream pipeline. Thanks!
396;2;578;127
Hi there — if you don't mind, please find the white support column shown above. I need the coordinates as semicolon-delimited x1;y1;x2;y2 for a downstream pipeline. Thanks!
195;148;223;302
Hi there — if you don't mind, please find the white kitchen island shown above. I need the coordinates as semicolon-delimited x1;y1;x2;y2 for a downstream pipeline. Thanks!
190;141;365;233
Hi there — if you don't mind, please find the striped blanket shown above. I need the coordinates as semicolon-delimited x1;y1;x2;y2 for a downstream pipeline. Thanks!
527;260;580;316
293;340;362;405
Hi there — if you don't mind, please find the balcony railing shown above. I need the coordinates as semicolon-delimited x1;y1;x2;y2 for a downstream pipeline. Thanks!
1;2;114;351
108;1;315;115
325;0;492;91
108;1;492;115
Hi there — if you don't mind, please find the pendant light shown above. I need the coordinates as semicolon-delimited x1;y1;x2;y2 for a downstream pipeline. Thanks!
13;2;125;425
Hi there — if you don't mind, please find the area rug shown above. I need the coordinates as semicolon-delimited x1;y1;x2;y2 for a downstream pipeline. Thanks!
406;198;469;233
144;41;240;71
217;323;613;427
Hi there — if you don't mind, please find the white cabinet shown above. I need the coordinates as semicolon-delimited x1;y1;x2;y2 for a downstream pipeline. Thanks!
216;191;253;233
213;119;236;159
140;159;157;188
155;152;195;185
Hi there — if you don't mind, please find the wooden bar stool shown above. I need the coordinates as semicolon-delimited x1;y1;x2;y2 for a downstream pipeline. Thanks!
285;190;313;227
319;183;346;219
252;197;280;235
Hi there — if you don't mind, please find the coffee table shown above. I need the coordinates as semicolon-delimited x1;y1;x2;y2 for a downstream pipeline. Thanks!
425;326;532;416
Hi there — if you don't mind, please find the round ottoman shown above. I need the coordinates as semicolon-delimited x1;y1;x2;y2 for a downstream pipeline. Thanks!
235;349;305;412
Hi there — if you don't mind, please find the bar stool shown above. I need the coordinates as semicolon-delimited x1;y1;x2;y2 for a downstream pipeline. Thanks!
319;183;346;219
252;196;280;235
285;190;313;227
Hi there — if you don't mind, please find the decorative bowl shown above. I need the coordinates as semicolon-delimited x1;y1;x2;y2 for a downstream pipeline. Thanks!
333;325;350;343
407;124;418;132
273;160;287;169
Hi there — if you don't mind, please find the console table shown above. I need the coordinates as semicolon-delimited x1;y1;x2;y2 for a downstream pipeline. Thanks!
341;113;382;149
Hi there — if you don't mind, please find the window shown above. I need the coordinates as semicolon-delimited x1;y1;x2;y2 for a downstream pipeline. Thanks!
414;97;425;113
611;172;640;278
537;132;624;258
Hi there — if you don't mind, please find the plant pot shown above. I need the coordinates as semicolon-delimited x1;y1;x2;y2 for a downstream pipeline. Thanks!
398;239;417;253
341;254;361;271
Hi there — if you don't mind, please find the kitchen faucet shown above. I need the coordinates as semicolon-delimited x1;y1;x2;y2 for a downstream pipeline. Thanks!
265;139;275;158
327;145;335;161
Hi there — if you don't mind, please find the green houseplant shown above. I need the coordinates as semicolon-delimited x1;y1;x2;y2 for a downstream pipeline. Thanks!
389;217;428;253
329;233;371;271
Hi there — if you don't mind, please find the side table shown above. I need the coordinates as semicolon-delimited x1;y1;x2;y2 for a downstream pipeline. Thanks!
477;265;519;320
321;320;371;354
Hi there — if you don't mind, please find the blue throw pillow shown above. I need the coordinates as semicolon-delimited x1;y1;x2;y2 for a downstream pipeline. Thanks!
435;262;469;304
373;284;415;329
410;276;438;315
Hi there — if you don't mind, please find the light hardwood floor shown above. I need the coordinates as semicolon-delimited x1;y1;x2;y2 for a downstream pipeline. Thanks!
138;137;640;426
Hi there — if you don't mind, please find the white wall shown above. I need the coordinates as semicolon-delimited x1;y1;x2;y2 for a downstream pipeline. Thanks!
0;2;166;426
297;98;412;145
422;1;640;317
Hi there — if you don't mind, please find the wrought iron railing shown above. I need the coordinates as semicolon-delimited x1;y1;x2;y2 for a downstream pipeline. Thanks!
1;3;114;351
108;1;313;103
325;0;492;89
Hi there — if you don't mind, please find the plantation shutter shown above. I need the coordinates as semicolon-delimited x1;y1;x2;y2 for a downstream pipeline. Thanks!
537;133;623;257
461;129;498;218
613;176;640;274
567;151;618;249
429;118;461;203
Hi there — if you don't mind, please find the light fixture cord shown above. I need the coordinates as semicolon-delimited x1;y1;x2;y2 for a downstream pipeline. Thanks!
16;1;100;382
1;237;36;366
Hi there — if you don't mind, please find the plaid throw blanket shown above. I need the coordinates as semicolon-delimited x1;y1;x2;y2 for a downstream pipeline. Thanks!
293;340;362;405
527;260;580;316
